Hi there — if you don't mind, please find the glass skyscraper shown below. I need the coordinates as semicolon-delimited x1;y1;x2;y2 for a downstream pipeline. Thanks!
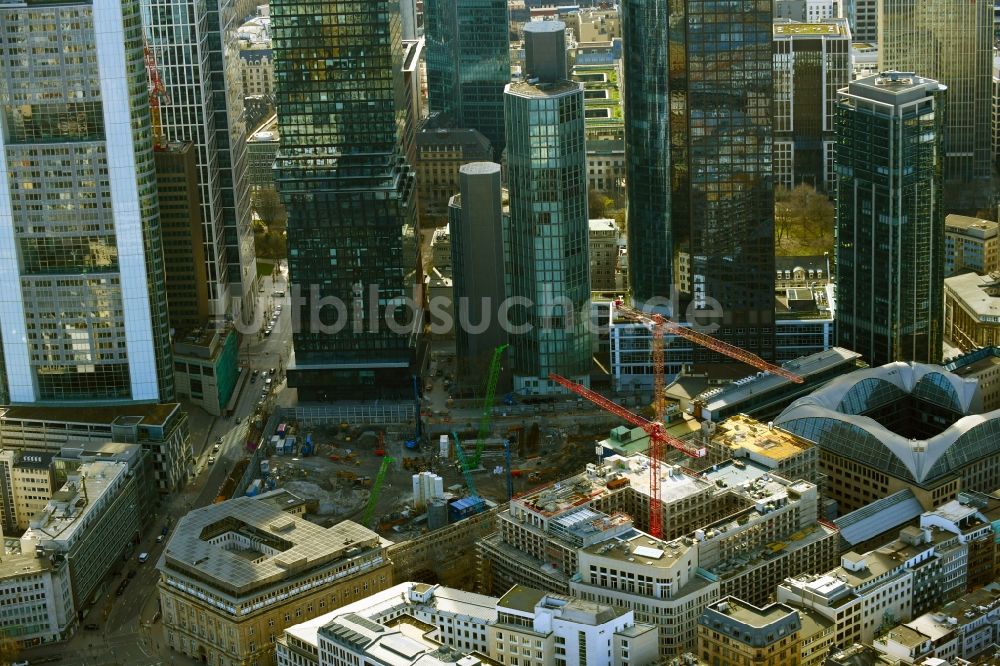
880;0;993;186
622;0;776;365
835;72;946;366
141;0;259;325
505;22;592;394
272;0;417;400
425;0;511;157
0;0;174;404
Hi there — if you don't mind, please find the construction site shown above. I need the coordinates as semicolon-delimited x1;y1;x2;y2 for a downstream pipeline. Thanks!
209;304;809;591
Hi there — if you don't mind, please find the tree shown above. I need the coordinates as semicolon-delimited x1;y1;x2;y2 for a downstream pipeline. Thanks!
774;183;835;255
588;190;612;219
251;187;287;230
0;637;20;664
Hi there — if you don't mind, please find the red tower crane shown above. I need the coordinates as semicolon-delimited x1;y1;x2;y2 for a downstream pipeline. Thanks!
548;373;705;539
143;43;171;151
615;303;804;385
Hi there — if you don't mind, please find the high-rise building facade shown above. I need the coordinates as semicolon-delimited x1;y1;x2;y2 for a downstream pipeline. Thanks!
449;163;508;385
879;0;993;186
773;19;852;193
272;0;418;400
846;0;878;43
505;22;591;393
622;0;776;367
0;0;174;405
425;0;511;157
834;72;946;367
141;0;258;325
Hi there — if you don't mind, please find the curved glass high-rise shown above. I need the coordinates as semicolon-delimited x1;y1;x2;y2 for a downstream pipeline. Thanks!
425;0;511;157
0;0;174;404
622;0;776;366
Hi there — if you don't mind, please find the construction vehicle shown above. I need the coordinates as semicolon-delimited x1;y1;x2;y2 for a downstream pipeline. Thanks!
300;434;314;457
451;432;479;500
469;344;508;469
374;432;386;457
361;456;396;528
549;373;705;539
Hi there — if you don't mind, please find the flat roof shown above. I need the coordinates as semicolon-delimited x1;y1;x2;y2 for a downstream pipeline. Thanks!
1;403;180;427
161;500;382;596
945;272;1000;319
707;597;798;628
945;213;998;233
712;415;813;462
21;460;128;547
580;529;694;571
882;625;928;648
773;20;850;37
507;79;581;98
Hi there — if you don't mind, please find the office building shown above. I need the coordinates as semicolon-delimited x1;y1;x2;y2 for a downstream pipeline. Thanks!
570;63;625;198
142;0;258;324
0;449;56;533
449;163;508;386
621;0;775;370
589;218;623;294
0;544;74;646
698;598;803;666
944;272;1000;352
416;124;493;223
944;214;1000;276
834;72;946;367
702;414;819;485
505;21;592;394
879;0;993;187
0;404;192;493
21;443;154;609
478;455;837;655
0;0;174;405
846;0;877;42
945;347;1000;411
272;0;418;400
895;586;1000;663
778;522;970;648
154;142;211;332
775;360;1000;513
424;0;510;157
775;0;841;21
490;585;659;666
773;19;852;193
246;114;280;191
159;500;392;666
171;328;240;416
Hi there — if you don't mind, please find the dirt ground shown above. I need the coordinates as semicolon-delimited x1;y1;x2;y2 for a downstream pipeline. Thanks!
265;419;613;541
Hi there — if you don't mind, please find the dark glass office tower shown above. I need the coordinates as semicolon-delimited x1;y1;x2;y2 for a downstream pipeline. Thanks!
622;0;776;365
425;0;511;156
835;72;946;366
272;0;417;400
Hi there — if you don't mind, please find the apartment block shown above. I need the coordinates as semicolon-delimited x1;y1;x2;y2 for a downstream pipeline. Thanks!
698;598;802;666
159;500;392;666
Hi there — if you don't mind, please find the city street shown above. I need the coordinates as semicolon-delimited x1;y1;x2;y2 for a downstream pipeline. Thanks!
19;278;291;666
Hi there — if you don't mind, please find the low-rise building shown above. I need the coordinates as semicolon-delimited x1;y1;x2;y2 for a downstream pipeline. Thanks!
0;404;192;494
902;586;1000;663
698;598;802;666
945;214;1000;276
276;581;657;666
944;271;1000;352
492;585;658;666
172;327;240;416
159;500;392;666
589;218;622;293
0;449;56;533
0;544;73;647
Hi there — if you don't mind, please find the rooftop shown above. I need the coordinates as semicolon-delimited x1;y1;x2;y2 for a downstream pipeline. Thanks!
700;598;801;647
579;529;695;571
507;79;581;98
498;585;626;625
712;415;813;463
160;500;383;596
834;489;924;550
945;214;998;237
248;113;279;143
20;460;128;548
944;271;1000;320
773;19;851;37
1;403;181;427
880;625;928;649
285;582;500;649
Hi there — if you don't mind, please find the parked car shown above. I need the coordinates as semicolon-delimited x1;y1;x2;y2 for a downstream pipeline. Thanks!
138;552;149;563
156;535;164;543
85;623;100;631
207;456;216;465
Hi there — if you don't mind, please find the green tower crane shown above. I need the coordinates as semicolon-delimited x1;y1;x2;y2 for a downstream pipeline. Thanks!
471;343;508;469
361;455;396;528
451;432;479;499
